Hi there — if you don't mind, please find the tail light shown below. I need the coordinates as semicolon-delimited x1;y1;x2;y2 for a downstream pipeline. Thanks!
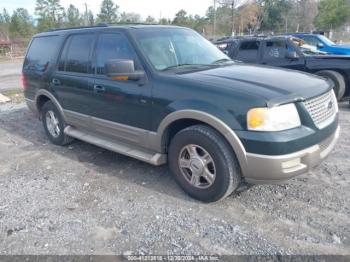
21;73;28;89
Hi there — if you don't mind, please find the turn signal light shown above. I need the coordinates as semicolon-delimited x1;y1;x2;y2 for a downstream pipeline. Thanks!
247;108;266;129
111;76;129;81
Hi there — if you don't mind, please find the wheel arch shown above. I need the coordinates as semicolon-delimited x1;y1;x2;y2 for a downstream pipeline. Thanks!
35;90;66;120
156;110;248;173
315;69;348;98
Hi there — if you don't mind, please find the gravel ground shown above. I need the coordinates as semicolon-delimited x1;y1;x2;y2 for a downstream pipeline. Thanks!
0;100;349;256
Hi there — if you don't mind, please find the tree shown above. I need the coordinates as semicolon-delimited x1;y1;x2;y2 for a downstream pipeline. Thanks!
97;0;119;23
35;0;64;31
255;0;291;32
172;10;190;26
315;0;350;30
119;12;141;23
0;9;11;40
236;2;260;35
0;8;11;24
9;8;34;38
217;0;246;35
87;10;95;26
66;4;81;27
159;18;171;25
205;4;234;36
145;16;157;24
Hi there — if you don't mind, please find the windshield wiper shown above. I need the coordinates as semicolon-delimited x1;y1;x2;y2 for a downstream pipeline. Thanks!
161;63;213;71
211;58;233;64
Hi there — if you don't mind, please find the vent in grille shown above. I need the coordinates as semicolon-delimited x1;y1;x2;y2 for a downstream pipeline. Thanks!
319;133;335;151
303;90;338;129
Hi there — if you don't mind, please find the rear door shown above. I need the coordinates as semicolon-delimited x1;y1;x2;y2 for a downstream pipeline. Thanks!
51;33;96;122
23;35;61;100
261;39;305;70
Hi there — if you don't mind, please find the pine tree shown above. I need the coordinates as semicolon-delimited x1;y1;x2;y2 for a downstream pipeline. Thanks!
97;0;119;23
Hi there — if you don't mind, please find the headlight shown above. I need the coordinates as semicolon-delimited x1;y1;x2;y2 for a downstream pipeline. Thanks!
247;103;301;131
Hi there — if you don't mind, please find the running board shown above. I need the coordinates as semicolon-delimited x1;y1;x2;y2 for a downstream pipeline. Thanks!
64;126;167;166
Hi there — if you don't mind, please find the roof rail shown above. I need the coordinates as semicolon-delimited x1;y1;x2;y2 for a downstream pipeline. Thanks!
47;23;108;32
107;22;160;26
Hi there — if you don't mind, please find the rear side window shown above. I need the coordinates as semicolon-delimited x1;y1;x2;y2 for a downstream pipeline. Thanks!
236;41;260;62
24;36;59;72
59;34;95;74
95;33;140;75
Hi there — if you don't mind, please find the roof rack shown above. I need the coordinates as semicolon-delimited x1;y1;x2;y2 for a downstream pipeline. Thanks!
108;22;160;26
47;22;163;32
47;23;108;32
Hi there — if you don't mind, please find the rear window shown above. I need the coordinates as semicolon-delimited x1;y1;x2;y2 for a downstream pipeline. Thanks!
24;36;59;72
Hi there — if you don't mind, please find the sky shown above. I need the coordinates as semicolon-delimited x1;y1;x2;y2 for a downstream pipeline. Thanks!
1;0;214;20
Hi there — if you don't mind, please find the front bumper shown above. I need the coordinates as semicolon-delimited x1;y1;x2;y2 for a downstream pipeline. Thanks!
243;126;340;184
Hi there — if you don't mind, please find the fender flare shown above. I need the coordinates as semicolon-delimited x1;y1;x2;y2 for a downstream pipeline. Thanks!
155;110;248;172
35;90;66;121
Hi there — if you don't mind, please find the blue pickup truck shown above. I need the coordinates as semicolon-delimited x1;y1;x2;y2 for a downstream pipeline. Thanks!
293;33;350;55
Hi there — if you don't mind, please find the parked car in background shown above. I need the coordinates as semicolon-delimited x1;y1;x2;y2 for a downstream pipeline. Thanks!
293;33;350;55
216;35;350;100
23;25;339;202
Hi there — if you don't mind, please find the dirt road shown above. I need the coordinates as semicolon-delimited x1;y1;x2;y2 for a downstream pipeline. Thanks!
0;100;349;255
0;60;22;92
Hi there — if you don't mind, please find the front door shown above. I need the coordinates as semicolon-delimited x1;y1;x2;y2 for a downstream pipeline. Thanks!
261;39;305;71
90;32;152;138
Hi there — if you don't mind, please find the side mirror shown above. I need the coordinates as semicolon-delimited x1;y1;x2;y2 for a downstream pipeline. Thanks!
317;43;324;49
286;51;299;60
105;59;145;81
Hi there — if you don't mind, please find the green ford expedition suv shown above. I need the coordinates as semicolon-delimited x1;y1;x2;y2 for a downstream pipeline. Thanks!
23;25;340;202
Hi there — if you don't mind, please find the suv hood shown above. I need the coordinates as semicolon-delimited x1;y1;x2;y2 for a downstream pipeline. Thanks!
176;64;331;107
334;44;350;49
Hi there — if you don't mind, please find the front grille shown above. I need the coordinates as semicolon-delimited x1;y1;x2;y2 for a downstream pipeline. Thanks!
303;90;338;129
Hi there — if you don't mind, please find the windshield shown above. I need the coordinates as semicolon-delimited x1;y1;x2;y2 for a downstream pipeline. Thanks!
134;28;231;71
318;35;335;46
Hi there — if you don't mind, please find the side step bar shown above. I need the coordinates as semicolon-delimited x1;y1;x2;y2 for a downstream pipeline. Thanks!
64;126;167;166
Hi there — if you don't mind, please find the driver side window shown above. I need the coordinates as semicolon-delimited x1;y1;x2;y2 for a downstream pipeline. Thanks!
95;33;141;75
263;40;289;62
303;36;321;47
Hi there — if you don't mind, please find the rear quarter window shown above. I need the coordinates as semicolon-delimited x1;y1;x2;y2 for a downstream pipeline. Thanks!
24;35;60;72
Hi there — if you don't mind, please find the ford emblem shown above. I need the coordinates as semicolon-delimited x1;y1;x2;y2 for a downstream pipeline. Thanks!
327;100;333;110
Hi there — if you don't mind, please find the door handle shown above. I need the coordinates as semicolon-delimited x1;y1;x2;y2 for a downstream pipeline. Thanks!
93;84;106;93
52;78;61;86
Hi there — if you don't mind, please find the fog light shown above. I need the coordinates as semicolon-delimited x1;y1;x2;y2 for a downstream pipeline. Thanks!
282;158;301;169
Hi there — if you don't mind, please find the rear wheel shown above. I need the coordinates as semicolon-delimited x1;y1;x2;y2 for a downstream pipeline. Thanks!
42;101;73;146
316;70;346;100
168;125;241;202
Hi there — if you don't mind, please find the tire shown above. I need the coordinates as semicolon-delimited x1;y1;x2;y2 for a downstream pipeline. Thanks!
168;124;241;202
41;101;73;146
316;70;346;100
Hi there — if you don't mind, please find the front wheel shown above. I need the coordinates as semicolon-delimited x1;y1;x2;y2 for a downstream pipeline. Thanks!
168;125;241;202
